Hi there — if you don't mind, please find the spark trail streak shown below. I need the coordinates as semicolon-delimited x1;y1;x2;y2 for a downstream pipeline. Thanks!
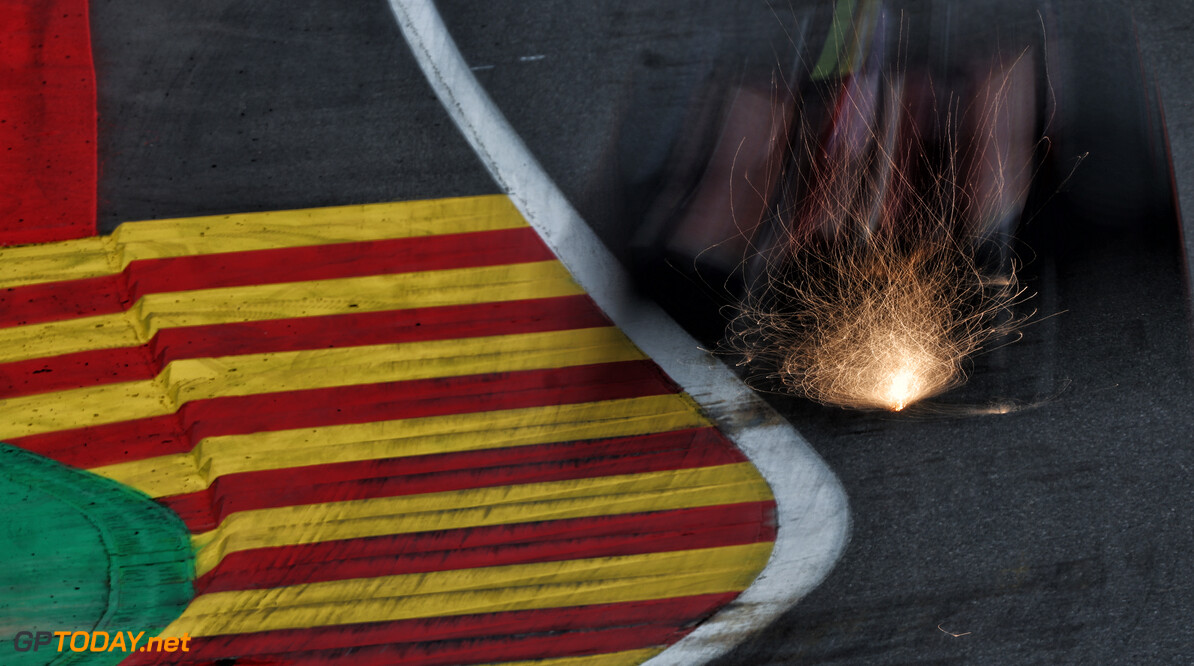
728;47;1037;412
741;228;1026;411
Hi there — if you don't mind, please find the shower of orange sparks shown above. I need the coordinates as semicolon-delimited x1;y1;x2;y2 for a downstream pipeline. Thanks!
726;54;1038;412
752;230;1026;412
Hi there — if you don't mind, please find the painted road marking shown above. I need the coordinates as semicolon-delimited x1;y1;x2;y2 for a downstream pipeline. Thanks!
388;1;851;663
2;198;781;665
0;327;642;439
169;543;774;637
0;196;526;289
92;394;708;498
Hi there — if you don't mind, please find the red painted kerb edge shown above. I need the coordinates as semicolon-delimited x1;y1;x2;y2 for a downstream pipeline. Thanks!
0;0;97;245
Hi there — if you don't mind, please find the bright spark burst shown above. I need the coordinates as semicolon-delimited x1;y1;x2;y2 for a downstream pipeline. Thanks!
887;368;917;411
727;58;1036;412
748;230;1026;412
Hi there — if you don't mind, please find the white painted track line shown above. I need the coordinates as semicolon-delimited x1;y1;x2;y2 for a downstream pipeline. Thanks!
388;1;850;662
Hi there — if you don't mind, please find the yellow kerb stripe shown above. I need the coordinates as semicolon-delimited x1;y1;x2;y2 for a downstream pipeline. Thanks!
0;327;642;440
0;312;140;367
191;463;773;577
0;237;110;291
92;394;709;498
0;195;526;289
168;543;773;637
0;260;580;365
130;260;576;336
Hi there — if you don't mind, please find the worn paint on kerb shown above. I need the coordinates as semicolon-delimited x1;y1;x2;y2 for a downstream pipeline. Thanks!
0;445;193;666
1;197;780;665
388;2;850;663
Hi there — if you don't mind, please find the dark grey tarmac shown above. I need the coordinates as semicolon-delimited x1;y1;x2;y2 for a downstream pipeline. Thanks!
91;0;1194;663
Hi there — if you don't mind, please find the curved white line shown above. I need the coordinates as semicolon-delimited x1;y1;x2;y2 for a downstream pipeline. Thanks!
388;1;850;662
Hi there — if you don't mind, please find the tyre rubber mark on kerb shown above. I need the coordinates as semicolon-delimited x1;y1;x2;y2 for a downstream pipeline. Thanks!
388;1;851;662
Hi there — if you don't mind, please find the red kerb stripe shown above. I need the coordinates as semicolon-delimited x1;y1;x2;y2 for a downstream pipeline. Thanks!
118;594;737;665
195;501;775;593
11;358;678;468
0;295;609;399
0;227;550;328
163;428;744;532
0;0;96;245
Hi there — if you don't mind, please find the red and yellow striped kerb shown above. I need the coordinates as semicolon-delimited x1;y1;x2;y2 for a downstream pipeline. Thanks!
0;194;775;665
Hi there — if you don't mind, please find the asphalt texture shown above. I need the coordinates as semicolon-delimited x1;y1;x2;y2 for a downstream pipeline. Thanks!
1129;0;1194;289
91;0;1194;663
438;1;1194;663
90;0;497;231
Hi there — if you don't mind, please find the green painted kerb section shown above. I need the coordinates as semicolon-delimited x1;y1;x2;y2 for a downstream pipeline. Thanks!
0;444;193;665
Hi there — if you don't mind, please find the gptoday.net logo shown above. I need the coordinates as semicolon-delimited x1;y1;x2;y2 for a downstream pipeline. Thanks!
12;630;192;654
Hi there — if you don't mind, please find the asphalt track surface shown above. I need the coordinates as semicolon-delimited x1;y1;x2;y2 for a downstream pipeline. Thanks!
90;0;1193;663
